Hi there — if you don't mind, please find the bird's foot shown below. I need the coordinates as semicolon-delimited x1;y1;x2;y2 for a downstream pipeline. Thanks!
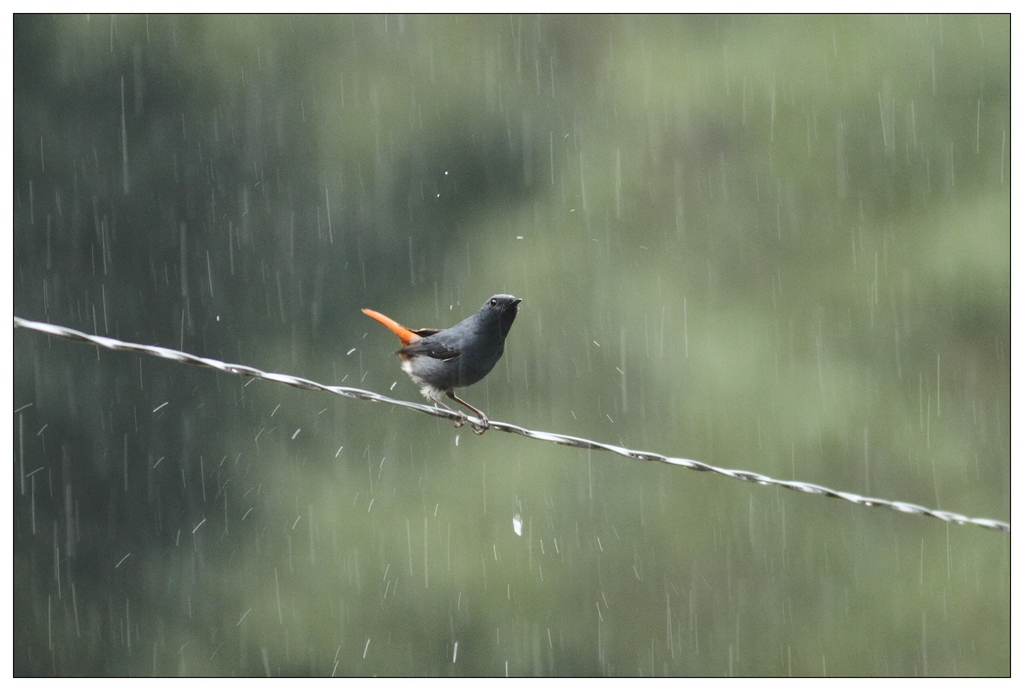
469;415;490;435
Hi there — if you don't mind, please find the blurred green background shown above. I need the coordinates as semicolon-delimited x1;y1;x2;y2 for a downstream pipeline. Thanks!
13;15;1008;676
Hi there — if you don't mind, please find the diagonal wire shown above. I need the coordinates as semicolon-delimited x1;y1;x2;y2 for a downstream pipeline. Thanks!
14;316;1009;533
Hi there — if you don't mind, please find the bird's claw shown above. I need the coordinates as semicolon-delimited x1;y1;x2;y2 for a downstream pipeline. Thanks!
436;403;488;434
450;412;488;434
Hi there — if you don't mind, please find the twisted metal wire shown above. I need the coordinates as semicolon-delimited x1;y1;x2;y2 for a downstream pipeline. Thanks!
14;316;1009;533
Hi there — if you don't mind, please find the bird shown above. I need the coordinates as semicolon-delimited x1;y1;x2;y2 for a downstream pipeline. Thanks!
362;294;521;434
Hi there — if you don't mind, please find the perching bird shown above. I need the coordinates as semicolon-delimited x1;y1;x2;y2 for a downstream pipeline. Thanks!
362;294;521;434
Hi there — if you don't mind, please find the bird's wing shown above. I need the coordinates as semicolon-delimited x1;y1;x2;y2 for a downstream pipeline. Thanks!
399;334;461;361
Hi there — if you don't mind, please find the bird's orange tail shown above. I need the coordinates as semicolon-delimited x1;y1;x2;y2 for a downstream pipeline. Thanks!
361;308;420;346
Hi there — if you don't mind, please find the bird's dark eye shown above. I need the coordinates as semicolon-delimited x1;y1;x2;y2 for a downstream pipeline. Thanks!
490;298;498;306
